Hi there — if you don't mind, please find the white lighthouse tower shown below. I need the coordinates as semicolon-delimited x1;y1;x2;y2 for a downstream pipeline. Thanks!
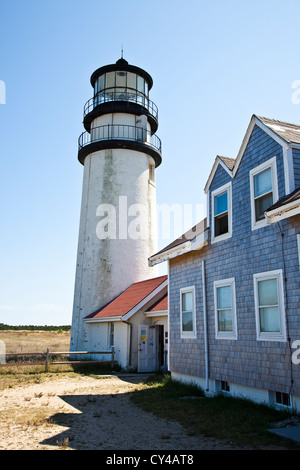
70;58;162;351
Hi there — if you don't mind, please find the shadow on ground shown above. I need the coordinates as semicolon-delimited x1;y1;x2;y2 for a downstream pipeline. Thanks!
40;384;205;451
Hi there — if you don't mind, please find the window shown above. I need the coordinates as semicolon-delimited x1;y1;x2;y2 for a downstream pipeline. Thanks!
180;287;196;338
149;161;155;183
275;391;290;407
214;278;237;339
269;390;291;408
253;270;286;342
221;381;230;393
211;182;232;242
250;157;278;230
108;322;114;347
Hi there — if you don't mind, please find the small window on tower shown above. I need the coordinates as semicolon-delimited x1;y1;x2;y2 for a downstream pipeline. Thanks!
149;162;155;183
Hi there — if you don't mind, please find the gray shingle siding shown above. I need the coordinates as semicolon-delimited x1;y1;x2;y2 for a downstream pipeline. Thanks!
293;148;300;189
168;124;300;397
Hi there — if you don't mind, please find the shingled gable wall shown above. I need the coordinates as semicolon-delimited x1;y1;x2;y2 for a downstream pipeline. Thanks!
168;123;300;407
293;148;300;189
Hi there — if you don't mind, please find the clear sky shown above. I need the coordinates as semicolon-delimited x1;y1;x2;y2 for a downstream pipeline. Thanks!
0;0;300;325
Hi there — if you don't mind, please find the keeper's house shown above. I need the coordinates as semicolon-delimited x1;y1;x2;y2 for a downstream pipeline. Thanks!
149;114;300;411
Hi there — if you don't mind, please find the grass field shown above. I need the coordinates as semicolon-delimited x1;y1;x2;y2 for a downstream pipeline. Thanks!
0;329;71;354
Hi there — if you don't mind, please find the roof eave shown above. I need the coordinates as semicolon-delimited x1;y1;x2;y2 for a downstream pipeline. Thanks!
84;315;123;323
149;230;208;266
265;199;300;224
122;278;168;321
145;310;168;317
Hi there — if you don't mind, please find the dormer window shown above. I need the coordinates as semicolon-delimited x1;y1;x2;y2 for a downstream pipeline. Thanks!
211;182;232;243
250;157;278;230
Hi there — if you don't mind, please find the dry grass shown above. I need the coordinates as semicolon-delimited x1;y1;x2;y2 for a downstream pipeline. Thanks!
0;329;71;354
0;329;75;391
0;407;57;428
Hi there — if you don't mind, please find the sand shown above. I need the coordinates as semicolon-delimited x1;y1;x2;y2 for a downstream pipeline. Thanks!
0;374;242;451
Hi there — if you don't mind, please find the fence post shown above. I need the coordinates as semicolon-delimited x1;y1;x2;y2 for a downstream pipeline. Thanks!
45;348;49;372
111;347;115;368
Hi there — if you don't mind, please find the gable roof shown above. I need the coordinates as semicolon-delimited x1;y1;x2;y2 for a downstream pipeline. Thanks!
85;275;168;321
218;156;236;170
205;114;300;194
145;293;168;313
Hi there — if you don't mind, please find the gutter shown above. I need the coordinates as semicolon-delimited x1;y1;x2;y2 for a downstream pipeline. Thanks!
202;260;209;392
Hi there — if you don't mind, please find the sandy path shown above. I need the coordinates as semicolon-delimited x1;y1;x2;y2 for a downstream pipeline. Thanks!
0;374;240;450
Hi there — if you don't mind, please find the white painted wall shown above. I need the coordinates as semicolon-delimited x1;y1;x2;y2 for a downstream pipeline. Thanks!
171;372;300;413
86;320;129;368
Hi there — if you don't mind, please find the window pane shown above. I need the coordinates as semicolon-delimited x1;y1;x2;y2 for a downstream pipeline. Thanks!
106;71;115;89
116;70;127;87
217;286;232;309
255;192;273;221
214;191;228;216
182;311;193;331
258;278;278;306
99;75;105;91
259;306;280;332
182;292;193;312
254;167;272;198
137;76;144;93
127;72;136;89
218;309;233;331
215;213;228;236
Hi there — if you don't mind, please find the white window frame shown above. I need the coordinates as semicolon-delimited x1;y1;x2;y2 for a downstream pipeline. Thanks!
253;269;287;342
211;182;232;243
180;286;196;339
249;157;278;231
214;277;237;340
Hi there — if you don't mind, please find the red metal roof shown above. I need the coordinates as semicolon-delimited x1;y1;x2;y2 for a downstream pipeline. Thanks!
146;293;168;312
86;275;168;319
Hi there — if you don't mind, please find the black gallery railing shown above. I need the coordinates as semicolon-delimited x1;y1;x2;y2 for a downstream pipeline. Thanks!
78;124;162;154
83;91;158;121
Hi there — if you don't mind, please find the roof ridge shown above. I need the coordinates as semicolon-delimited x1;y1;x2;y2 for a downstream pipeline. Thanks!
257;115;300;129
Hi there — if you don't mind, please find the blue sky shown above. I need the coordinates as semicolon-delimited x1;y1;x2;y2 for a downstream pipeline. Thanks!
0;0;300;325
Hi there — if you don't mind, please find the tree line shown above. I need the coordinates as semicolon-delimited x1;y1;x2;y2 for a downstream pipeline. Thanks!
0;323;71;331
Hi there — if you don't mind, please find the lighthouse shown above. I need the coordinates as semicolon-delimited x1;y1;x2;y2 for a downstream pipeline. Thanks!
70;58;162;351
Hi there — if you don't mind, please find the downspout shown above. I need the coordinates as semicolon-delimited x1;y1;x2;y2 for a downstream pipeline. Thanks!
122;320;132;369
202;260;209;392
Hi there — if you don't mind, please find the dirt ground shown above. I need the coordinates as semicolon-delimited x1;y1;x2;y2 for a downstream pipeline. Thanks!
0;374;246;451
